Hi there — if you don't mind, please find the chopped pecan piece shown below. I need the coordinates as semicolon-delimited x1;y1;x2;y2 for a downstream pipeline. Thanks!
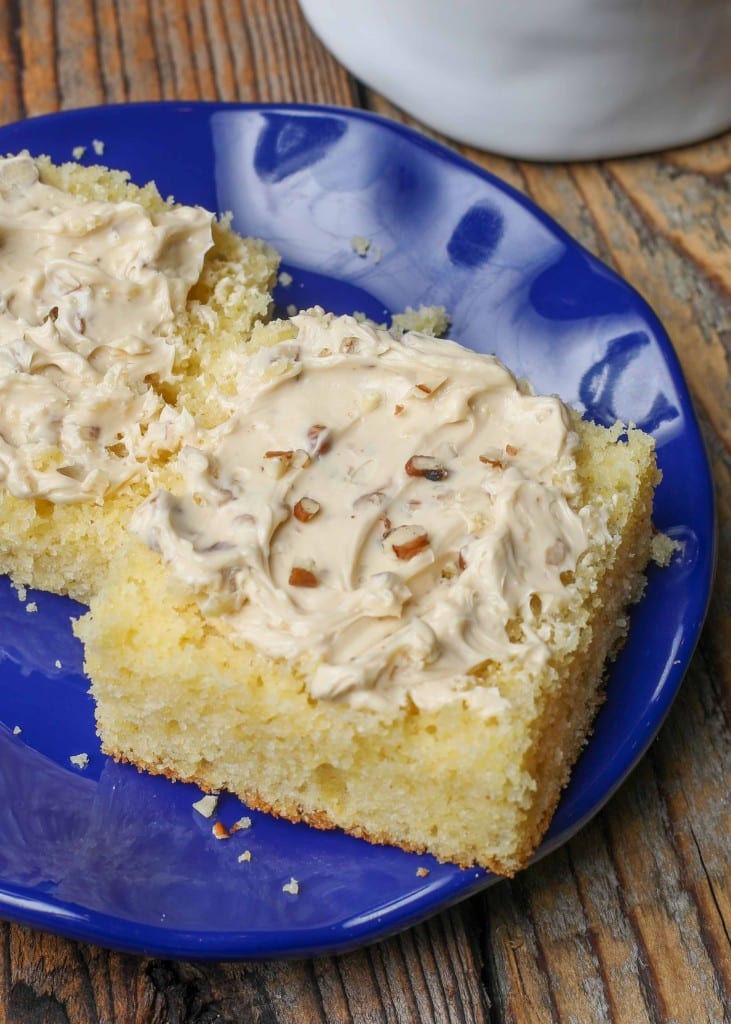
293;497;321;522
307;424;332;456
479;454;503;469
263;450;294;478
386;524;430;561
289;565;319;587
505;444;519;457
405;455;448;481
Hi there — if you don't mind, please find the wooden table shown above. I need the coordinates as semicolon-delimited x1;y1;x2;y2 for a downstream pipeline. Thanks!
0;3;729;1022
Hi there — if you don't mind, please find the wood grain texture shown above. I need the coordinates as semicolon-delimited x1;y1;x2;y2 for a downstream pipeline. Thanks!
0;2;729;1022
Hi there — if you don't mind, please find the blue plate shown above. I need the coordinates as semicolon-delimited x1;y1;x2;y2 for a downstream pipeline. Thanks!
0;103;715;960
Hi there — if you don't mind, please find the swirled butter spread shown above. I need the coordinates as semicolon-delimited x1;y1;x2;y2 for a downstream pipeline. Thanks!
0;152;213;502
133;308;608;714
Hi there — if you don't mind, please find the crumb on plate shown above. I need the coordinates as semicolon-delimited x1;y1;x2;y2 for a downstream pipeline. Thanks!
351;235;370;257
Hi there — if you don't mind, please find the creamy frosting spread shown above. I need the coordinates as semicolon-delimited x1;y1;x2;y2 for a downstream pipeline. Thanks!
133;308;607;714
0;152;213;502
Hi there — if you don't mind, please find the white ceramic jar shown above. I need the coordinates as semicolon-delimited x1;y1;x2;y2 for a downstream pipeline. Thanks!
299;0;731;160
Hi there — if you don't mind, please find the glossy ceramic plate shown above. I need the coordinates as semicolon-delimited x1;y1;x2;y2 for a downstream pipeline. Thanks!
0;103;715;960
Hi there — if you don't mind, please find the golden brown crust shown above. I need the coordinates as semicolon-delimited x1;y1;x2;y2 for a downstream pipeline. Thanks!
103;743;515;874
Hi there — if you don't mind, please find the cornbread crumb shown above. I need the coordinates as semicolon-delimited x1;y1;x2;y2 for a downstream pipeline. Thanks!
391;305;450;337
282;878;300;895
212;821;230;840
25;602;37;614
192;793;219;818
238;850;252;863
72;146;86;160
69;753;89;769
350;235;382;263
15;585;27;602
54;659;63;669
92;139;105;155
12;725;21;735
416;867;430;878
651;532;680;567
351;235;371;257
278;271;293;287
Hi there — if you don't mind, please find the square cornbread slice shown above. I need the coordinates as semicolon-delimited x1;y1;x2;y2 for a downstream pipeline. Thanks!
0;153;278;602
75;310;660;875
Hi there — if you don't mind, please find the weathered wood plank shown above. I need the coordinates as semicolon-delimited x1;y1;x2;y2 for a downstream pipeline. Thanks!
0;4;24;124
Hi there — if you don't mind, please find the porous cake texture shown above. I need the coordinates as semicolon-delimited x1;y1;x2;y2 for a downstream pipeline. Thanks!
75;310;661;876
0;155;278;602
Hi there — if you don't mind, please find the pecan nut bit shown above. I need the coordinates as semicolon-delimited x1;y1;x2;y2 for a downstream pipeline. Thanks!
263;450;294;478
405;455;448;481
306;424;332;456
386;524;430;561
293;497;321;522
289;565;319;587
